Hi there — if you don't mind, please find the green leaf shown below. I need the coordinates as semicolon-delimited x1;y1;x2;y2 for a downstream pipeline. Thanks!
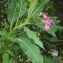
9;45;20;51
9;58;16;63
43;55;53;63
46;24;60;37
23;61;32;63
54;58;60;63
0;42;2;49
0;30;8;36
11;36;43;63
27;0;38;20
32;0;49;17
2;53;9;63
8;0;26;27
40;24;60;38
0;47;5;53
24;27;44;49
40;24;59;38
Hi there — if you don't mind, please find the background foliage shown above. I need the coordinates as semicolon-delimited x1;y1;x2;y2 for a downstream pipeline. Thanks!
0;0;63;63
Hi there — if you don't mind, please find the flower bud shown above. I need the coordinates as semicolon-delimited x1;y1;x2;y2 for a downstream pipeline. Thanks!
42;13;48;20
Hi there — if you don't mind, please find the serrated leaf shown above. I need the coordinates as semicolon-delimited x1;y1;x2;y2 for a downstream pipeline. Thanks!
24;27;44;49
8;0;26;27
11;36;43;63
27;0;38;20
32;0;49;17
2;53;9;63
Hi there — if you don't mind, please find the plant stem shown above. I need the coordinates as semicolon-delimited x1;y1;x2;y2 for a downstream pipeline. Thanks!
8;19;29;38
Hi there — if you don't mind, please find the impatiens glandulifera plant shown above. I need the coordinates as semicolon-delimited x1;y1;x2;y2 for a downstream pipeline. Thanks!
0;0;61;63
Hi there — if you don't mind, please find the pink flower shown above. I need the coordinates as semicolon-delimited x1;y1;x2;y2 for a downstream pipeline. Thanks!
42;12;53;30
45;19;53;26
42;13;48;20
44;19;53;30
45;25;50;30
